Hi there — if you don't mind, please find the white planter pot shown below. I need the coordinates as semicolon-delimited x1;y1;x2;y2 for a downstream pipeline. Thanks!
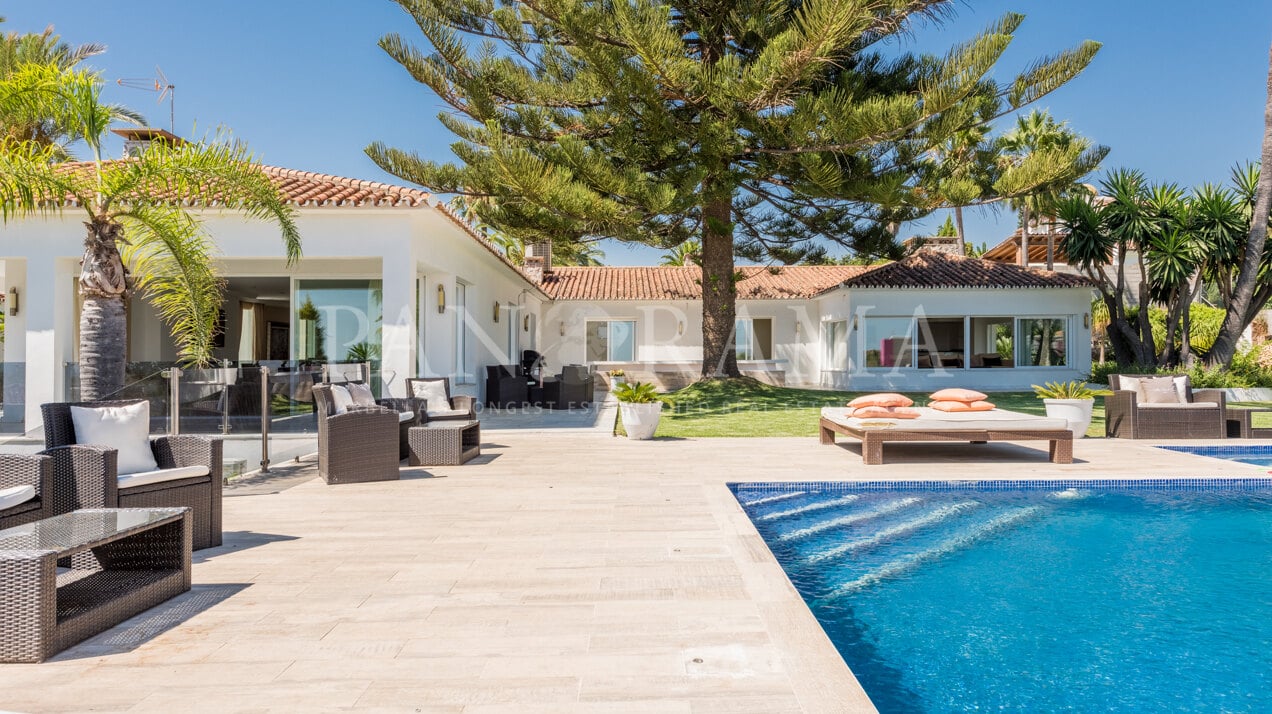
1043;398;1095;438
619;401;663;440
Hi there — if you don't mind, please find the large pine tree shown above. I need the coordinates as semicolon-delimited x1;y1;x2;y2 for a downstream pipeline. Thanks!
369;0;1100;378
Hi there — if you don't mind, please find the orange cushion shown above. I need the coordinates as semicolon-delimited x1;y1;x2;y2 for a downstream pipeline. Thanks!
929;388;988;403
930;400;996;412
851;406;921;419
848;392;914;408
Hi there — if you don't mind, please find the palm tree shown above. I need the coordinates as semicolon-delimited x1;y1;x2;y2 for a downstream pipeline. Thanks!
995;110;1108;269
661;240;701;266
0;64;300;399
0;19;121;157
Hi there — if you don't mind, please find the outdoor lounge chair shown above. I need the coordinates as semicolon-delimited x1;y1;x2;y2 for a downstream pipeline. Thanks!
485;365;529;408
0;453;54;530
406;378;477;422
819;406;1073;465
311;384;401;484
1105;374;1225;439
40;400;223;549
553;364;595;409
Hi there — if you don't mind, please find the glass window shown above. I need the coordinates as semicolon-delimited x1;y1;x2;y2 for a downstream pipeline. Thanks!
969;317;1013;368
915;317;966;369
293;279;382;363
823;321;849;371
735;318;773;361
1018;318;1068;366
586;320;636;362
863;317;914;368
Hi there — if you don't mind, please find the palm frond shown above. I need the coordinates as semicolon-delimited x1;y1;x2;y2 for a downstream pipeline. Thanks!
118;205;225;367
102;134;301;263
0;138;87;221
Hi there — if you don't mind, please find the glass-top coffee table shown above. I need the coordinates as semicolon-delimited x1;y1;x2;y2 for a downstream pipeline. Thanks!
1225;406;1272;439
0;508;192;663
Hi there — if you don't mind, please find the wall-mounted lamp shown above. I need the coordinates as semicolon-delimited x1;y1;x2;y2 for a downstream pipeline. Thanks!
7;287;17;317
677;320;685;335
1083;312;1090;329
523;315;531;332
436;285;446;314
851;315;859;331
794;322;801;336
559;321;566;337
493;301;501;323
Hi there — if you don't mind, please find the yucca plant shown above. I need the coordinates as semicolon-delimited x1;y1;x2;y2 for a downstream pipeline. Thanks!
611;381;673;407
1031;381;1112;400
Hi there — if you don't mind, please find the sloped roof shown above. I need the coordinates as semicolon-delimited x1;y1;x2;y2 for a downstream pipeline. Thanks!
540;265;873;301
981;229;1071;264
831;250;1090;290
56;161;434;208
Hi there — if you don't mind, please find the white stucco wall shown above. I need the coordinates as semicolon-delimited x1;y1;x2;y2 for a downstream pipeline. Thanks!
0;205;542;432
816;286;1093;392
538;298;824;385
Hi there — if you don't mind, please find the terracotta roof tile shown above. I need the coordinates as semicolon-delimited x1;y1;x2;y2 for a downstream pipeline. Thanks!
540;265;873;301
833;250;1090;290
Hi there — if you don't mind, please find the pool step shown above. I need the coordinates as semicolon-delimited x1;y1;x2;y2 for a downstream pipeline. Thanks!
757;495;861;522
827;505;1044;597
778;498;922;542
739;491;807;507
806;501;982;564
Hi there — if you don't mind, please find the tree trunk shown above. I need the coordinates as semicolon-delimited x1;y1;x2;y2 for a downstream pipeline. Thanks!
700;195;740;379
1210;42;1272;367
78;219;129;400
1019;205;1030;267
954;205;966;255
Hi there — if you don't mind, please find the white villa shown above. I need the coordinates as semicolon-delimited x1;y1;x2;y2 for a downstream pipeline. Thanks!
0;138;1092;435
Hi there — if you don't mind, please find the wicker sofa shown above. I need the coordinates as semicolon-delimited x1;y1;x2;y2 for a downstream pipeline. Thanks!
40;400;223;549
311;384;402;484
0;453;54;530
1105;374;1226;439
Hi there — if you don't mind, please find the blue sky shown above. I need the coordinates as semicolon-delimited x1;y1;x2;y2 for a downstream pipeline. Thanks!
5;1;1271;264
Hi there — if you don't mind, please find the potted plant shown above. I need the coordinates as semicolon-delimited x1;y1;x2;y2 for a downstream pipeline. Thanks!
608;369;626;388
1031;380;1111;438
613;381;673;440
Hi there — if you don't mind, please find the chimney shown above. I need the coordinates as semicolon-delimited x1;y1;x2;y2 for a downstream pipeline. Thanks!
522;242;552;283
111;128;187;157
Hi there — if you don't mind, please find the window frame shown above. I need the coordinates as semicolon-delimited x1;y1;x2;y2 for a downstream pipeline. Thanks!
584;319;637;363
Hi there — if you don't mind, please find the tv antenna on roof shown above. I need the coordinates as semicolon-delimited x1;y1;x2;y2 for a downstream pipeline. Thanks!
117;67;175;133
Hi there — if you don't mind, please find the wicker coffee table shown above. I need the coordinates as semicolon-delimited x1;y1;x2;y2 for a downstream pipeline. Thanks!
0;507;192;663
408;421;481;466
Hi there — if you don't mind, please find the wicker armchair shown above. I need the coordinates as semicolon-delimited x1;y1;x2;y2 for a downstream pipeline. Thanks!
406;378;477;422
1105;374;1226;439
0;453;54;530
554;365;595;409
485;365;529;408
311;385;401;484
40;400;223;549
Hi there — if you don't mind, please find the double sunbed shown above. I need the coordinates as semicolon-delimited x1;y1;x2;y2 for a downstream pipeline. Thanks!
819;406;1074;465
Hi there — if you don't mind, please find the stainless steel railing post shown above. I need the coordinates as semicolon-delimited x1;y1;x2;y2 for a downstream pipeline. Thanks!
166;367;183;435
259;365;271;473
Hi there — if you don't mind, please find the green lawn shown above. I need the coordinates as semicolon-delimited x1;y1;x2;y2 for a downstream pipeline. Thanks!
627;379;1107;438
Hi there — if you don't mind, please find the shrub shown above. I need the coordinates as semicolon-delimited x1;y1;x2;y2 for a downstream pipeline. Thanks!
1088;346;1272;389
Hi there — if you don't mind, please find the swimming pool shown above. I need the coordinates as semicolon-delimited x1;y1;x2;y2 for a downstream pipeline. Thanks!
733;479;1272;712
1159;444;1272;468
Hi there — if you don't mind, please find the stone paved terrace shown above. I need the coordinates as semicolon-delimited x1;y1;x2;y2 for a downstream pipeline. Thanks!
1;431;1265;713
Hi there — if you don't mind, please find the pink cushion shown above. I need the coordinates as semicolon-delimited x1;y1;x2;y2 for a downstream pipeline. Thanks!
851;406;920;419
930;400;996;412
848;393;914;408
930;388;988;403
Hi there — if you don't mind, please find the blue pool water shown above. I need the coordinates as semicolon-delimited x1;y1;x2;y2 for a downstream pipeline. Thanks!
733;480;1272;712
1159;444;1272;468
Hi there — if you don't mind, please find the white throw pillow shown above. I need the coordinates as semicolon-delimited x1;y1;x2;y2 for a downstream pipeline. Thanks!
329;385;355;414
411;380;452;411
1117;376;1141;397
1173;375;1190;402
70;402;159;475
346;382;377;407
